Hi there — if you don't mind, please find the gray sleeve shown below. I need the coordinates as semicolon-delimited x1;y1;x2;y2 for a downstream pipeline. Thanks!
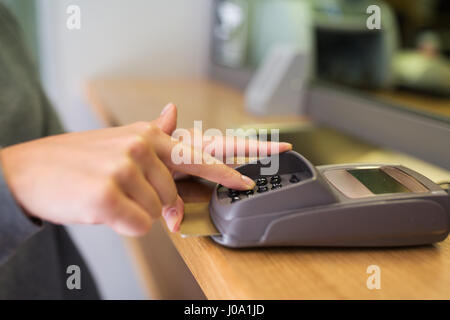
0;160;42;265
39;87;65;136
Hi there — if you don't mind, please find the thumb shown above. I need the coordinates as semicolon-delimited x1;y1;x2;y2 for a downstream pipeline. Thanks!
155;103;177;135
163;195;184;232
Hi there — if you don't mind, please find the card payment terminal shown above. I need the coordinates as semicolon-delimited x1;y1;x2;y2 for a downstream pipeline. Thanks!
209;151;450;248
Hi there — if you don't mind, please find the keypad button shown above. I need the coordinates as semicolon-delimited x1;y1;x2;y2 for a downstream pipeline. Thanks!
289;175;300;183
228;189;239;197
231;196;240;203
270;175;281;184
241;189;254;196
257;186;269;193
256;177;268;186
271;183;282;190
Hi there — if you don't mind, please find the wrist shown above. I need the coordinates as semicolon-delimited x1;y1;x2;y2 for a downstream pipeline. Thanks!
0;145;36;220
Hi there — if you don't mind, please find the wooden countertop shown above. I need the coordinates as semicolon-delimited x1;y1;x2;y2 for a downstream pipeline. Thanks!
86;78;305;129
86;78;450;299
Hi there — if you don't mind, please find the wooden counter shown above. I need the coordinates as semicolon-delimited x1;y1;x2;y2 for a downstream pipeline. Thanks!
86;78;450;299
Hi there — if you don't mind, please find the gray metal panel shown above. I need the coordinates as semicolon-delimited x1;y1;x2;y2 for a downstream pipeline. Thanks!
306;84;450;170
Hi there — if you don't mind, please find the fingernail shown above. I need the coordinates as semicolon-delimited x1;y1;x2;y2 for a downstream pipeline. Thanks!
281;142;293;150
172;216;183;233
163;207;179;232
160;103;173;116
241;175;255;189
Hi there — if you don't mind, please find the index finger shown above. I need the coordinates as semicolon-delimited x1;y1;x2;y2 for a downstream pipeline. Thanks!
158;138;256;190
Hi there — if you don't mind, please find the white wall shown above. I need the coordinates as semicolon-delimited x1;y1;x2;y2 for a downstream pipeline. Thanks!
35;0;212;299
37;0;212;131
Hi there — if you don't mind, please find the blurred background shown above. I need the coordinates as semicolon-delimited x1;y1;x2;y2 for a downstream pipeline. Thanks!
2;0;449;299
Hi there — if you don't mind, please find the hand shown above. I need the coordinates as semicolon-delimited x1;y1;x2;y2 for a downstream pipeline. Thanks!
0;103;291;236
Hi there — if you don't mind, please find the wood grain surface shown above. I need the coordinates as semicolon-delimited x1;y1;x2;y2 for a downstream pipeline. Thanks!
171;183;450;299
